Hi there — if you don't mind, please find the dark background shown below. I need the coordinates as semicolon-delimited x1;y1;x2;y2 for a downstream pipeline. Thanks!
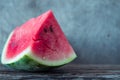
0;0;120;64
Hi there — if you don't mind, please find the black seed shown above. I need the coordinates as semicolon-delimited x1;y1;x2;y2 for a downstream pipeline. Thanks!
44;28;47;33
49;25;53;32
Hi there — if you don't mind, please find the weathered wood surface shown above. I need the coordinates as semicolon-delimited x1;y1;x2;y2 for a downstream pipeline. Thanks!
1;64;120;80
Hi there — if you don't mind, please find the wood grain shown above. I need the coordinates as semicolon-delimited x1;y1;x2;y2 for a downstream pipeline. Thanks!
1;64;120;80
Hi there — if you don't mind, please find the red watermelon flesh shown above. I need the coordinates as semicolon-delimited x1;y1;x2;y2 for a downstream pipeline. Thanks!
2;10;76;66
6;18;35;59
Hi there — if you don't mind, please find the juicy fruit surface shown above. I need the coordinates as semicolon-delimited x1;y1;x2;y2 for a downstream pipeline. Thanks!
1;10;77;70
32;12;74;61
6;19;35;59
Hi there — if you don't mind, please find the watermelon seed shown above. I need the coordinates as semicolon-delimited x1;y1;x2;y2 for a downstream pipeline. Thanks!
49;25;53;32
44;28;47;33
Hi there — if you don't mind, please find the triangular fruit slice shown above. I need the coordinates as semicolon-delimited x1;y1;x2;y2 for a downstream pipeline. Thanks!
1;10;77;71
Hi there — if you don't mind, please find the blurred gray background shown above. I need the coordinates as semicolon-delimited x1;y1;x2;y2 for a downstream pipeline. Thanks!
0;0;120;64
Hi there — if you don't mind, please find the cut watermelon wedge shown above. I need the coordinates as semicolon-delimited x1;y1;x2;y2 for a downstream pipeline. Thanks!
1;10;77;71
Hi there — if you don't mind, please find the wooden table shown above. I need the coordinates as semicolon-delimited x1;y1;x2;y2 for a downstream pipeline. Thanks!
1;64;120;80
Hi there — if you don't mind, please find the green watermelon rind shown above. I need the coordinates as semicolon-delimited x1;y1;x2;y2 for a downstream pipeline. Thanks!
1;31;77;70
2;46;76;71
5;51;76;71
6;55;53;71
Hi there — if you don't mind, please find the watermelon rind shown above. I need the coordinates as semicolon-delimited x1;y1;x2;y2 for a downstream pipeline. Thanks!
6;52;76;71
1;31;77;71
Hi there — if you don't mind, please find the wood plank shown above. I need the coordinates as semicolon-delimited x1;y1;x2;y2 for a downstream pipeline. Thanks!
1;64;120;79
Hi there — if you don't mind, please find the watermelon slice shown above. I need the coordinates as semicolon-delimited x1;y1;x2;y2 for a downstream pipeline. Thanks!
1;10;77;71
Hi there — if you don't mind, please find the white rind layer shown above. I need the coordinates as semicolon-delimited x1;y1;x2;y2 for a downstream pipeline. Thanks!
28;51;77;66
1;31;77;66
